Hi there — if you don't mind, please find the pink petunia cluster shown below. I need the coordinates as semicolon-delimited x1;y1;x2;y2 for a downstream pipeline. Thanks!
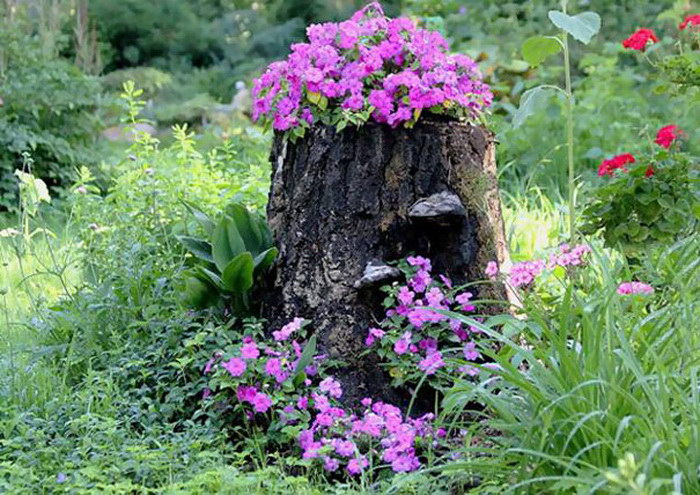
252;2;492;132
617;281;654;295
298;399;439;475
490;244;592;289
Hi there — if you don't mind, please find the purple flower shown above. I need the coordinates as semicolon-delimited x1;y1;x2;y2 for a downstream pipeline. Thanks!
463;341;481;361
237;385;257;403
347;456;368;475
418;351;445;375
273;317;304;341
617;281;654;295
222;357;246;377
332;438;356;457
319;377;343;399
323;456;340;472
455;292;475;312
485;261;499;279
252;392;272;413
241;341;260;359
394;331;412;355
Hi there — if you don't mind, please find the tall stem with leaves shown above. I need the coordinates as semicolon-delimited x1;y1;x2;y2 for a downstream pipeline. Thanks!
516;1;601;241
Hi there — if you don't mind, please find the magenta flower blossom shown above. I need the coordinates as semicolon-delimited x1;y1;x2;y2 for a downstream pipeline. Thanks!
418;351;445;375
407;255;432;272
241;341;260;359
273;317;305;341
237;385;257;403
323;456;340;472
394;331;412;354
463;341;481;361
252;392;272;413
222;357;246;377
617;281;654;295
365;327;386;347
508;259;546;288
485;260;499;279
455;291;475;311
319;377;343;399
347;456;369;475
252;3;491;132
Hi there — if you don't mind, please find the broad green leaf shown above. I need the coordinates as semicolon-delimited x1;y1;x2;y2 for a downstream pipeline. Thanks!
195;266;225;289
176;235;213;263
221;252;254;293
512;86;556;128
253;247;278;276
522;36;562;66
181;273;219;309
225;203;264;255
548;10;601;44
181;200;215;235
293;335;317;379
212;215;246;272
254;214;273;249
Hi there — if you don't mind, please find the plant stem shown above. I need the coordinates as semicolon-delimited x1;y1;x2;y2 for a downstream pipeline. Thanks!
562;1;576;241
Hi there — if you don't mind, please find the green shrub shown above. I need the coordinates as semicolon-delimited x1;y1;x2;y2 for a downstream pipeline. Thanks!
0;23;104;209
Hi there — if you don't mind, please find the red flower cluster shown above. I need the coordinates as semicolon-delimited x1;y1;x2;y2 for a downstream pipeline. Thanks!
622;28;659;50
679;14;700;30
655;124;683;148
598;153;636;176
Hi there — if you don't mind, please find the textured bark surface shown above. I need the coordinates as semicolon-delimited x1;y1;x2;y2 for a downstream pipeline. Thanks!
261;118;509;406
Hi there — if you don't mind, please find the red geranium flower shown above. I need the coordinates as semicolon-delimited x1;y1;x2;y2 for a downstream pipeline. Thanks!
645;165;655;178
622;29;659;51
679;14;700;30
598;153;636;177
655;124;683;148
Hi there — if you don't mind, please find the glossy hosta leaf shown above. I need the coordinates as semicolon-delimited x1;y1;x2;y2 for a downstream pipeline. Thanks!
548;10;601;44
181;200;215;235
512;86;556;128
176;235;213;263
226;203;264;255
253;247;278;276
221;252;254;293
212;215;245;272
181;272;219;308
522;36;561;66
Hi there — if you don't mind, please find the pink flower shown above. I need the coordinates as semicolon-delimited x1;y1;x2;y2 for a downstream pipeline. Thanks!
273;317;305;341
407;256;432;272
332;439;356;457
347;456;368;475
617;281;654;295
418;351;445;375
456;291;475;311
394;332;412;354
252;392;272;413
319;377;343;398
485;261;499;279
365;327;385;347
297;396;309;409
237;385;257;403
222;357;246;377
463;341;481;361
241;341;260;359
323;456;340;472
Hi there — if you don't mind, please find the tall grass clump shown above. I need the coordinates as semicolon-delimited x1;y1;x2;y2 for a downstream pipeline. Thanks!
442;235;700;494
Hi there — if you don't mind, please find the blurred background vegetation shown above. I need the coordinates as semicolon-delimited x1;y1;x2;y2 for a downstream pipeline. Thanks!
1;0;697;210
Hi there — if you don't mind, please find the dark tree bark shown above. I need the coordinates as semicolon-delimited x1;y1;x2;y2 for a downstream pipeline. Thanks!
261;117;509;406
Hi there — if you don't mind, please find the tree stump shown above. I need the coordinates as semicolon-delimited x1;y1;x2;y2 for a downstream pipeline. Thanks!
261;117;509;405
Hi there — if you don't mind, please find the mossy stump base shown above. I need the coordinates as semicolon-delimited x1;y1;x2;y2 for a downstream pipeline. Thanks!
261;119;509;406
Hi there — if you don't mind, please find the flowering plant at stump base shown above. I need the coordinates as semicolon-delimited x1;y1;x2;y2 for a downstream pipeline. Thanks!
363;256;496;392
581;135;698;252
251;2;492;140
201;317;458;478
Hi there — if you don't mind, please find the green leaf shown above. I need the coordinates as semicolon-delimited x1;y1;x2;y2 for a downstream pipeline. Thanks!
548;10;601;44
293;335;317;379
195;266;225;290
176;235;213;263
181;272;219;308
225;203;263;255
212;216;246;272
181;200;215;236
253;247;278;277
522;36;562;66
221;252;254;293
512;86;556;128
